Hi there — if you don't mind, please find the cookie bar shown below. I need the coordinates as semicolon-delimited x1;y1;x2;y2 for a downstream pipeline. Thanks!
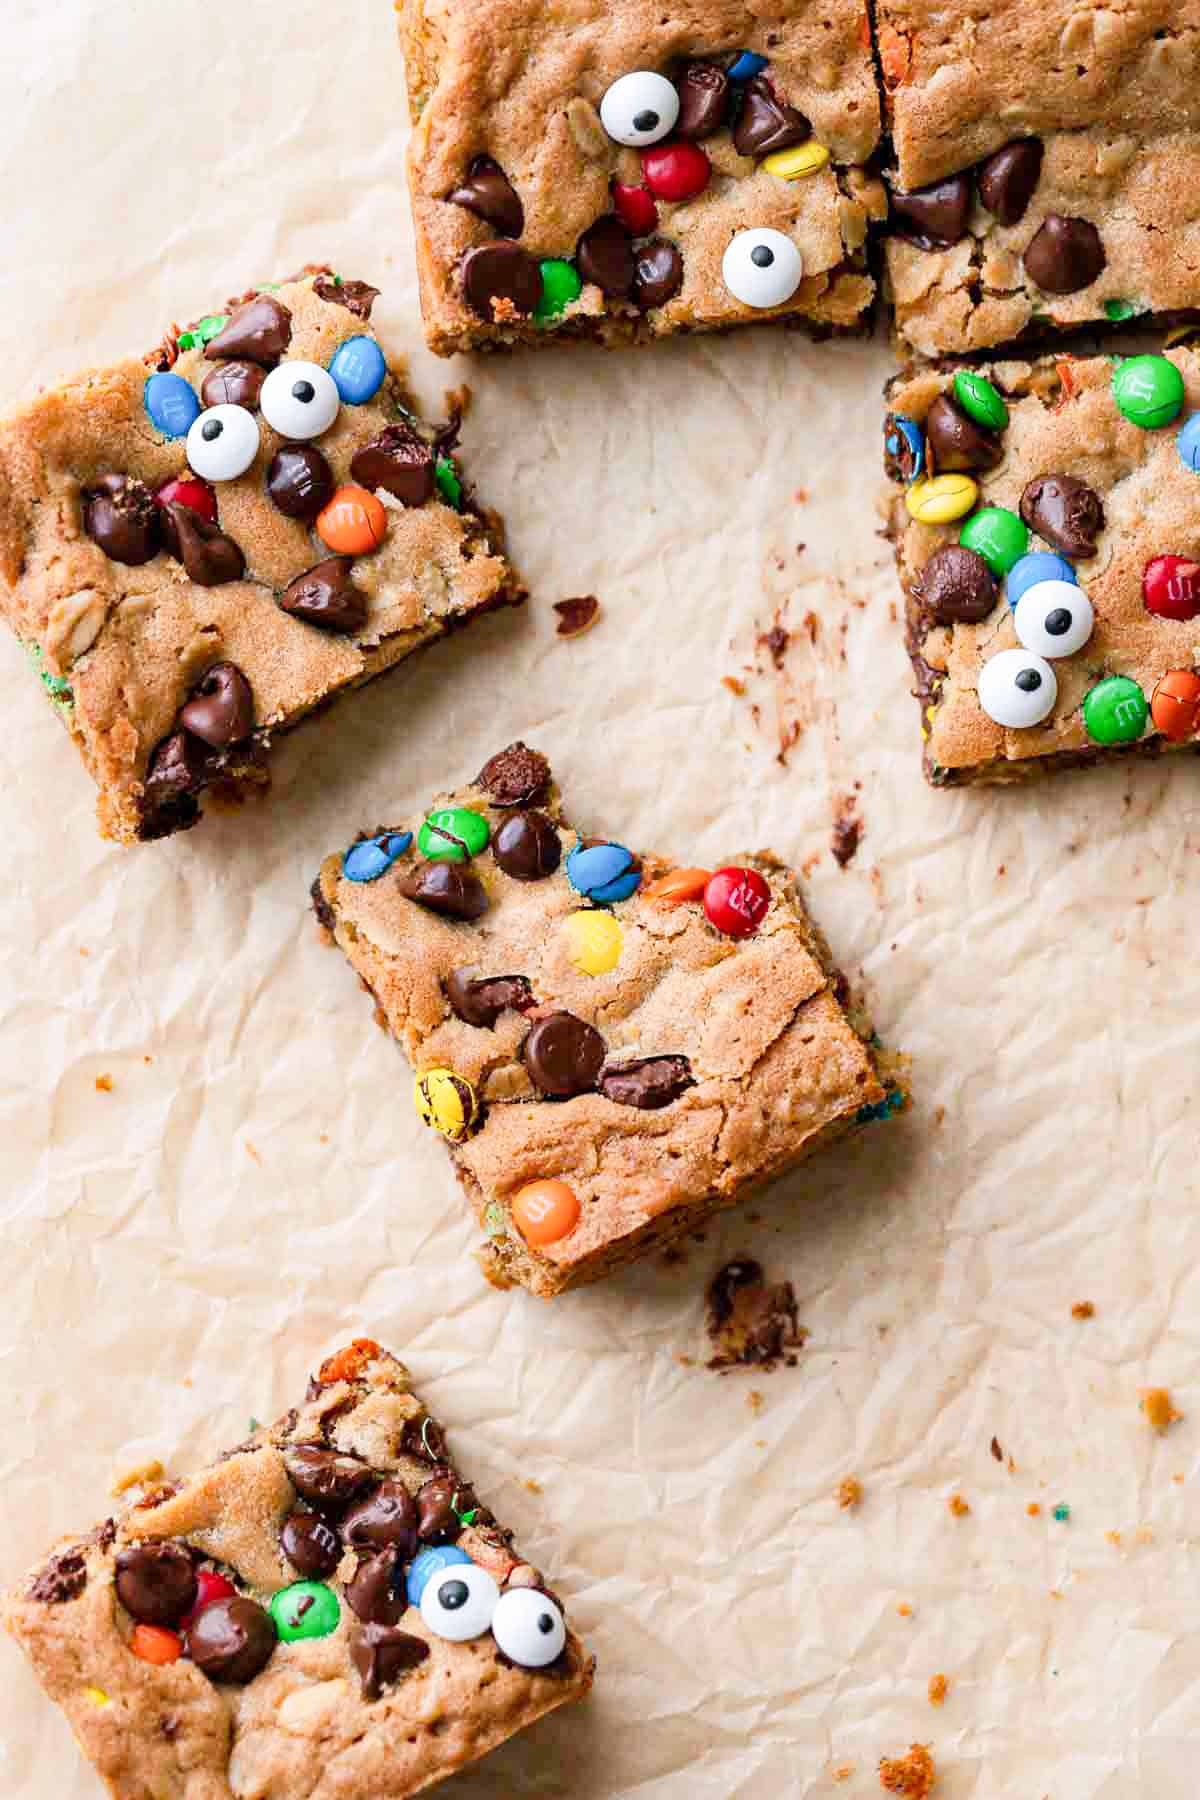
0;270;525;843
399;0;886;353
887;345;1200;784
877;0;1200;357
313;743;905;1297
4;1338;593;1799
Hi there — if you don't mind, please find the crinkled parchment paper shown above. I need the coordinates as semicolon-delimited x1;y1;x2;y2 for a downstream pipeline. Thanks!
2;4;1199;1795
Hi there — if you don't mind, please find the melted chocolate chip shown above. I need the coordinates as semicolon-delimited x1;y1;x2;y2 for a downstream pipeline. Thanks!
493;810;562;881
524;1011;606;1098
283;1443;375;1510
161;503;245;586
1019;473;1105;557
205;295;293;366
445;970;534;1027
1023;215;1105;294
732;77;810;157
890;173;972;247
676;61;729;139
476;742;551;807
399;1413;448;1464
350;426;436;507
200;361;266;411
178;662;254;748
114;1543;197;1626
399;862;489;920
977;138;1043;226
599;1054;694;1109
448;156;524;239
416;1472;474;1544
351;1623;430;1700
314;275;381;320
186;1597;277;1684
924;395;1002;474
29;1549;87;1606
341;1479;419;1556
633;238;684;310
279;558;368;633
280;1509;342;1578
576;216;636;299
705;1257;803;1370
911;544;998;626
266;445;335;521
141;730;210;837
345;1546;406;1625
461;243;543;321
83;475;160;566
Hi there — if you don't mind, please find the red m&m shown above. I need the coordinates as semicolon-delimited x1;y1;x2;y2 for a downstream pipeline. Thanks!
1143;554;1200;621
1151;669;1200;740
155;475;217;524
178;1567;238;1632
641;142;711;203
612;182;658;235
703;866;771;938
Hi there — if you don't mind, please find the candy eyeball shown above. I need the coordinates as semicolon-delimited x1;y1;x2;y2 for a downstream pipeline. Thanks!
186;404;261;482
722;228;803;309
1013;579;1094;658
977;647;1058;728
260;362;341;441
491;1587;567;1668
599;71;679;147
420;1561;500;1642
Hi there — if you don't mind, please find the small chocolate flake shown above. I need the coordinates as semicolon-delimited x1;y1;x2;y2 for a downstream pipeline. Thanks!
554;596;600;638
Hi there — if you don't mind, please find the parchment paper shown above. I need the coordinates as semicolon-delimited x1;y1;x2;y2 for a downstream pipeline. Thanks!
2;5;1199;1795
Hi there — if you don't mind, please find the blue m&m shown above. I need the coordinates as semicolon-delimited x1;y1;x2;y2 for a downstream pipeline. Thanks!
727;50;768;80
567;841;641;904
406;1544;473;1608
143;372;201;440
1005;551;1077;609
329;336;388;406
342;831;413;883
1177;412;1200;473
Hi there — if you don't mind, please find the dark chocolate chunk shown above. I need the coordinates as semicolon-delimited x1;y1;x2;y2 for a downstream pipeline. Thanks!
280;1509;342;1578
705;1257;803;1370
345;1546;405;1625
351;1623;430;1700
416;1472;475;1544
633;238;684;310
977;138;1043;226
554;594;600;636
732;77;810;157
282;1443;374;1510
313;275;381;320
399;1412;448;1464
114;1542;197;1626
524;1011;606;1098
399;862;489;920
576;215;636;299
141;730;209;835
1019;473;1105;557
924;395;1002;474
890;173;972;247
266;445;335;522
350;425;436;507
1023;215;1105;294
445;970;534;1027
161;502;245;586
29;1549;87;1606
340;1479;419;1557
883;412;921;484
476;741;551;807
178;662;254;748
205;295;293;366
493;809;562;881
200;361;266;411
448;156;524;239
461;243;543;321
186;1597;277;1684
911;544;998;625
675;61;729;139
599;1054;694;1109
82;474;160;566
279;558;368;634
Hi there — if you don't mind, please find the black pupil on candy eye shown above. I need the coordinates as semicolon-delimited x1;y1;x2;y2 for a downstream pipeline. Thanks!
633;109;659;131
292;380;315;403
751;246;774;268
1046;608;1072;635
1015;669;1042;692
537;1613;554;1633
440;1580;469;1610
202;419;222;441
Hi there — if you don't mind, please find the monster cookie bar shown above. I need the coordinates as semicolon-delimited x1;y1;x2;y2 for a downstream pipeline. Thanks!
4;1338;593;1799
313;743;905;1297
877;0;1200;357
0;271;524;843
399;0;886;352
887;346;1200;783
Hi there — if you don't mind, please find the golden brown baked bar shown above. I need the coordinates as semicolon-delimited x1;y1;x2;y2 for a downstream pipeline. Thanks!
0;270;525;843
398;0;886;353
4;1338;593;1799
313;743;905;1297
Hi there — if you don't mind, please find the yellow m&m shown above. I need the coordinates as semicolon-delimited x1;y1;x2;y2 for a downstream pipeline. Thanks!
414;1068;479;1142
563;909;623;976
762;141;830;180
905;474;979;525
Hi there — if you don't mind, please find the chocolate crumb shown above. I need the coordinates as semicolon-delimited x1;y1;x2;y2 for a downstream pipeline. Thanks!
763;625;789;668
553;595;599;637
879;1742;936;1796
990;1436;1003;1462
30;1549;88;1605
831;801;863;868
1071;1300;1095;1320
705;1258;805;1372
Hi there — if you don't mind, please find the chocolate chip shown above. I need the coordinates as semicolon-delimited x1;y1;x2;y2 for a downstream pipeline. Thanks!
205;295;293;366
345;1546;405;1625
732;77;811;157
883;413;921;484
576;216;636;299
890;173;972;248
186;1597;277;1684
141;730;209;835
351;1623;430;1700
29;1549;87;1606
461;243;543;321
445;970;534;1028
178;662;254;748
705;1257;803;1370
282;1443;375;1510
280;1509;342;1578
599;1054;694;1109
476;742;551;807
83;475;160;566
200;361;266;411
675;61;729;139
416;1472;474;1544
313;275;381;320
977;138;1043;226
448;156;524;239
1019;473;1105;557
493;810;562;881
924;395;1002;474
266;446;335;521
1023;215;1105;294
399;862;489;920
278;558;368;634
633;238;684;310
524;1011;606;1098
114;1543;197;1626
399;1413;448;1464
350;426;436;507
911;544;998;625
340;1479;419;1557
161;503;245;586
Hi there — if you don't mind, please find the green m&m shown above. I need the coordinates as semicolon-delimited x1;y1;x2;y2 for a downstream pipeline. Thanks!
953;370;1008;432
418;807;491;863
1083;675;1148;745
270;1581;340;1643
435;456;462;509
959;505;1028;576
534;260;582;323
1112;355;1185;430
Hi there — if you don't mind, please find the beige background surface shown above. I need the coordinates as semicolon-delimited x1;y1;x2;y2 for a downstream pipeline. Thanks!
2;3;1199;1795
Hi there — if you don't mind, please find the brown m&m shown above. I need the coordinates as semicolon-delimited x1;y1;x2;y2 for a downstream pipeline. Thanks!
493;810;562;880
83;475;160;565
912;544;998;625
924;396;1002;474
266;445;334;521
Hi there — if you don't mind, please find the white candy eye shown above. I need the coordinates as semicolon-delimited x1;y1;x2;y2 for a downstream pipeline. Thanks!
1013;579;1093;659
978;647;1058;727
260;362;341;441
186;405;261;482
419;1562;499;1643
599;71;679;147
722;229;803;308
491;1587;566;1668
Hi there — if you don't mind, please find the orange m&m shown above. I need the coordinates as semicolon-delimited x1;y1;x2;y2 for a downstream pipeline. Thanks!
130;1624;183;1666
511;1179;580;1247
641;867;711;905
1151;669;1200;741
317;484;387;555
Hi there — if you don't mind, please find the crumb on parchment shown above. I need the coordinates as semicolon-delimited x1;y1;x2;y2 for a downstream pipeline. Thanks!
927;1674;948;1707
1072;1300;1095;1319
95;1074;113;1092
1142;1389;1182;1434
897;1603;913;1618
879;1742;936;1795
110;1458;164;1497
837;1477;862;1510
948;1493;970;1518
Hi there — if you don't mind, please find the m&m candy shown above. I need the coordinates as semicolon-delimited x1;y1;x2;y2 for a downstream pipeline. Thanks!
904;474;977;525
317;485;387;555
762;141;830;179
1083;675;1148;745
959;505;1028;576
415;1068;479;1141
270;1581;340;1643
1006;550;1076;608
406;1545;473;1608
642;867;711;904
641;141;711;203
328;335;388;405
612;182;658;235
130;1625;183;1666
703;866;771;937
418;807;490;863
1112;355;1185;429
1151;670;1200;741
343;831;413;883
512;1179;581;1247
563;909;623;976
1143;554;1200;621
534;259;583;322
567;842;640;903
155;475;217;523
1176;412;1200;473
727;50;768;80
144;371;201;440
953;370;1008;431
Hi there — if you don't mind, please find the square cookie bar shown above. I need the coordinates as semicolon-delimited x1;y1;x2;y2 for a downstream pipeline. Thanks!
399;0;885;352
877;0;1200;357
313;743;905;1296
0;269;525;843
888;345;1200;784
4;1338;593;1799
